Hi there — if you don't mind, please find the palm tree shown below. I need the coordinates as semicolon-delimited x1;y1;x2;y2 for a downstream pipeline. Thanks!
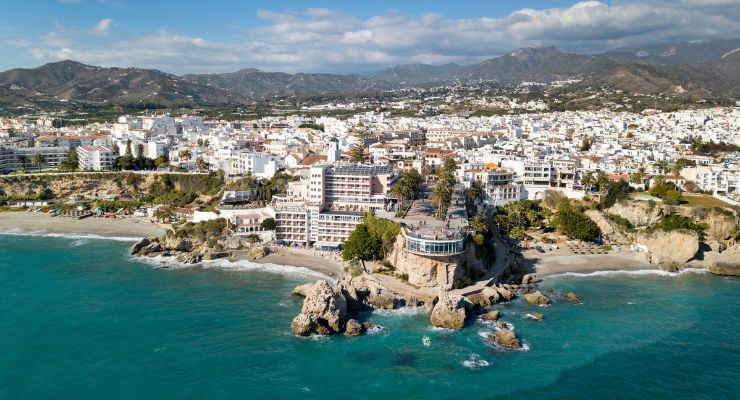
431;180;452;219
31;154;46;170
580;171;595;192
16;155;28;170
153;206;175;223
178;150;192;160
195;156;209;172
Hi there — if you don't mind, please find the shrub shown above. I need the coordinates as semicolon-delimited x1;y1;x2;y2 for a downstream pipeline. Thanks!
606;213;634;230
452;278;473;289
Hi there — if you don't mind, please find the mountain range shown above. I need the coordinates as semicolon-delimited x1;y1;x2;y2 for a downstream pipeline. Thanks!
0;39;738;108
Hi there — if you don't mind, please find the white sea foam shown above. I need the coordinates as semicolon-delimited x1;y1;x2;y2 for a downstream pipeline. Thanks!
422;336;431;347
137;254;335;281
0;228;140;242
462;354;490;369
373;306;426;317
547;268;708;279
366;325;385;335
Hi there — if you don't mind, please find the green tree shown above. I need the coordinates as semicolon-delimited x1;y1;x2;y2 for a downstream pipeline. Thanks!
153;206;175;223
59;151;79;171
580;136;592;151
552;206;599;241
342;224;383;261
260;217;276;231
580;171;595;192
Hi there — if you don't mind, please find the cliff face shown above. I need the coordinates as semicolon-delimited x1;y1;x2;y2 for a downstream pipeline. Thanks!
387;233;486;288
608;202;667;227
585;209;629;244
636;230;699;269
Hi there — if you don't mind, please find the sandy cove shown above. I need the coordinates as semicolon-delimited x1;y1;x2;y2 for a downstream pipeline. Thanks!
522;248;654;277
0;211;166;238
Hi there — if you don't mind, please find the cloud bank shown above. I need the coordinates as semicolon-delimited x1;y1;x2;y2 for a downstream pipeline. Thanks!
12;1;740;74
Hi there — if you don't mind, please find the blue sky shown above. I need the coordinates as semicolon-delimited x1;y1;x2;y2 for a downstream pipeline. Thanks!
1;0;738;74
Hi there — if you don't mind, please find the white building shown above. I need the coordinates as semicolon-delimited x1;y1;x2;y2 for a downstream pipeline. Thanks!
76;145;114;171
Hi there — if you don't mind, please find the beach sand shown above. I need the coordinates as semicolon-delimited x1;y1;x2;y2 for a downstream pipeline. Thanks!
522;248;654;277
0;211;165;239
253;252;344;278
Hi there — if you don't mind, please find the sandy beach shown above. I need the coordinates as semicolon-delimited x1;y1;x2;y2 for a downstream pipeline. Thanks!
522;248;654;277
252;252;344;278
0;211;166;239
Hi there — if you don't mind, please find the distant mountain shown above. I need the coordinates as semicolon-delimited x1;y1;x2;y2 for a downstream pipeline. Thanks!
183;69;385;98
582;53;740;97
0;39;738;109
371;63;465;85
463;47;617;84
372;47;617;85
0;60;242;106
598;38;740;66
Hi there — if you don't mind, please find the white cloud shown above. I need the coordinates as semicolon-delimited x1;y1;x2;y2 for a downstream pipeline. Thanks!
21;1;740;74
94;18;113;36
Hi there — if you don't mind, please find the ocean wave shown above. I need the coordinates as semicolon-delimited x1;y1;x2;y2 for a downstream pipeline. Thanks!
546;268;708;279
462;354;489;369
0;228;140;242
137;255;335;281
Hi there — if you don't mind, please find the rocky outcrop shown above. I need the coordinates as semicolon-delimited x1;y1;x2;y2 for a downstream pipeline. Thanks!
337;275;415;311
564;292;582;304
344;319;364;336
494;285;516;302
585;209;630;244
492;327;521;349
430;291;469;329
703;244;740;276
523;291;549;306
243;245;270;261
521;273;538;285
481;310;500;321
466;293;491;308
291;280;348;336
636;230;699;268
292;283;314;297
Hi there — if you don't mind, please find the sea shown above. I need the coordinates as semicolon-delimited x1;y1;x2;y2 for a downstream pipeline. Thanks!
0;233;738;400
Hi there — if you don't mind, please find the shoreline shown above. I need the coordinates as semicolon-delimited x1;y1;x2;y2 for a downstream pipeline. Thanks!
0;211;166;239
2;211;659;280
521;248;655;278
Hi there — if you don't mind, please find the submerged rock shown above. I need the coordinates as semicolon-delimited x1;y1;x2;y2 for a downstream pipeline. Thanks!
523;291;549;306
527;313;544;321
291;280;348;336
430;291;468;329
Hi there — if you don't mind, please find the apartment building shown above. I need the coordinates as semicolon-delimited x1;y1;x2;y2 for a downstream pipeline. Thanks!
0;146;70;172
682;165;740;195
76;145;114;171
274;163;395;248
463;167;523;206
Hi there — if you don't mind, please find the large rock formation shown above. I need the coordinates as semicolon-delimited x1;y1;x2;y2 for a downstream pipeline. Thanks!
291;280;348;336
430;291;469;329
386;232;486;288
636;230;699;269
703;244;740;276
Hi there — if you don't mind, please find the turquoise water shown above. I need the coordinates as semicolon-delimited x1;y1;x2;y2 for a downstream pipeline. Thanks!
1;234;738;399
